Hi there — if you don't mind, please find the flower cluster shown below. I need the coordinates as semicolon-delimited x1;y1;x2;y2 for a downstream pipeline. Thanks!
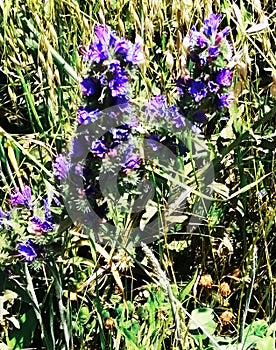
10;185;32;207
30;198;54;233
18;239;38;262
0;186;57;262
79;25;144;114
177;13;234;128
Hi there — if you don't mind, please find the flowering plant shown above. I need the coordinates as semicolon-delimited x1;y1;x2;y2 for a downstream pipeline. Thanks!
54;24;211;245
0;185;59;265
177;13;234;132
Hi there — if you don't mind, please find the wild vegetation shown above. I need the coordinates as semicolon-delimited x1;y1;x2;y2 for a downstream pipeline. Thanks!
0;0;275;349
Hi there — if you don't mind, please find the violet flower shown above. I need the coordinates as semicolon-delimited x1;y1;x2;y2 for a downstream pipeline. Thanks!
208;45;219;58
122;145;140;170
80;77;100;96
215;93;232;109
208;81;220;93
126;42;145;65
77;108;100;125
30;198;54;233
109;62;128;97
215;68;233;87
53;154;68;180
188;80;208;102
91;140;108;158
204;13;222;37
18;239;37;262
11;185;32;207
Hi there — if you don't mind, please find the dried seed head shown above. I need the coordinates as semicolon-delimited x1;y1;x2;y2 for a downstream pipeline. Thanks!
219;282;231;297
220;310;234;325
232;268;241;278
199;274;213;288
105;317;115;329
157;310;167;320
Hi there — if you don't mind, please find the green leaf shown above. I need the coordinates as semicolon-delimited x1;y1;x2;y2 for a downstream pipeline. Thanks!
7;308;37;350
179;270;198;302
256;336;275;350
189;308;217;339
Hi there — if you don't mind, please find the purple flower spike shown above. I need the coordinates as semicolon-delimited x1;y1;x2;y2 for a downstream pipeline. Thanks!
208;45;219;58
123;145;140;170
11;185;32;207
193;110;207;123
204;13;222;37
146;95;168;117
78;108;100;125
81;77;100;96
216;68;233;87
208;81;220;93
114;38;130;55
215;93;232;109
126;42;145;65
188;80;208;102
53;154;67;180
94;25;116;47
216;26;231;43
92;140;108;158
0;209;5;227
109;62;128;97
87;41;109;63
190;26;208;48
18;239;37;262
197;34;209;48
169;106;186;128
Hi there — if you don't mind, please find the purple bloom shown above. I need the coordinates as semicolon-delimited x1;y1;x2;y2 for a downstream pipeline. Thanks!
123;145;140;170
197;34;208;48
53;154;67;180
126;42;145;65
109;62;128;97
147;135;161;151
70;134;90;159
208;45;219;58
86;41;109;63
91;140;108;158
112;95;129;106
30;199;54;233
208;80;220;93
80;77;100;96
193;110;207;122
204;13;222;37
0;209;4;226
190;26;208;48
18;239;37;262
146;95;168;117
43;198;54;224
215;68;233;87
215;94;232;109
200;54;207;66
169;106;186;128
216;26;231;43
114;38;129;55
112;127;130;142
11;185;32;207
188;80;208;102
78;108;100;125
94;25;116;47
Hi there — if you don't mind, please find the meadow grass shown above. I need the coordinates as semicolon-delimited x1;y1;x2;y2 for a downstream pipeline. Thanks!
0;0;276;349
